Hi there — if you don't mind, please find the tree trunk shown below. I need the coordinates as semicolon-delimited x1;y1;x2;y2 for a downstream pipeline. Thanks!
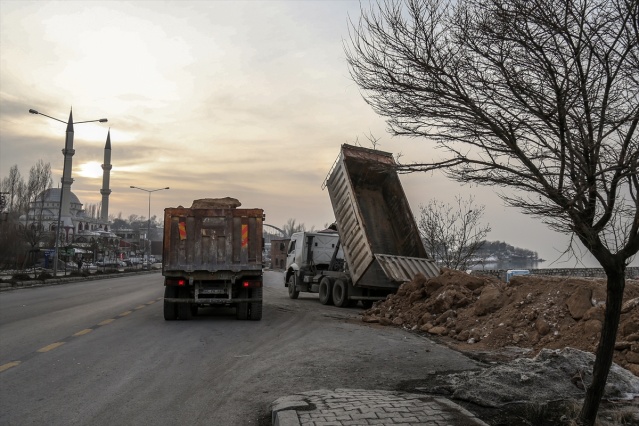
578;262;626;425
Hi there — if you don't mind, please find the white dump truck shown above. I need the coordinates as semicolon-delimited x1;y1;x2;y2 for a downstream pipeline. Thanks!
285;144;440;308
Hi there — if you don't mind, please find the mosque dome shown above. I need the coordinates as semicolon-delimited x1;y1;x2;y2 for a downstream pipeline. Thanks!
39;188;81;205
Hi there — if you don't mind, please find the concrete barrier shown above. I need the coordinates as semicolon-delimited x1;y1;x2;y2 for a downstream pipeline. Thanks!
0;270;160;292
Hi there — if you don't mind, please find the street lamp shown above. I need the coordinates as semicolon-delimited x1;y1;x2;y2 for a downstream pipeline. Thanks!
29;108;108;277
130;186;169;266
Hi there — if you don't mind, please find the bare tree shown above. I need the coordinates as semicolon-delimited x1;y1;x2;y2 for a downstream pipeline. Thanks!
346;0;638;424
419;196;491;269
0;216;23;269
1;165;22;212
282;218;314;237
85;203;98;219
22;161;53;264
84;202;103;220
1;166;27;269
1;165;27;219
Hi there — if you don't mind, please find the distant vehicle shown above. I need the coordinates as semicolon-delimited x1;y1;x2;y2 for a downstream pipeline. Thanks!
96;259;121;268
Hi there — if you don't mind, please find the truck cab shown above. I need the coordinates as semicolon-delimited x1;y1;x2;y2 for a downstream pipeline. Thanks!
284;231;344;297
286;231;341;272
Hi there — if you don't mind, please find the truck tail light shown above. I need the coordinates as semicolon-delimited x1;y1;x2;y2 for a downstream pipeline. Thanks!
242;280;262;288
166;278;186;286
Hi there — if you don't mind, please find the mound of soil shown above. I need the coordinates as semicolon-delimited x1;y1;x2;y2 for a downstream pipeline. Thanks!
362;269;639;376
190;197;241;209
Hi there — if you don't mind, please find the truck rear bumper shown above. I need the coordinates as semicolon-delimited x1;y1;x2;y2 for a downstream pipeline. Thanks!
164;297;262;304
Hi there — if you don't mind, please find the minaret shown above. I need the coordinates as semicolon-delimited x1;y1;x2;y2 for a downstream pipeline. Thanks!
60;109;75;228
100;129;112;222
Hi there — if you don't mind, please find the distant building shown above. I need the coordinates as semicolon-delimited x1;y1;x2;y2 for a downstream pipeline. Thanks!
20;130;119;263
113;228;163;259
24;188;108;234
114;228;142;258
22;188;119;261
270;238;290;270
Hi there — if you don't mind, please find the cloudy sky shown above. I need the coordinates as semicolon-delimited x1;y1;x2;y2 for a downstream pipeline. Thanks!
1;0;631;268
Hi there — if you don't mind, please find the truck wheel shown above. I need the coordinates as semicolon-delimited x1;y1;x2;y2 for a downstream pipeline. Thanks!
163;286;178;321
318;277;333;305
190;304;199;316
249;288;263;321
287;275;300;299
332;279;349;308
236;288;249;320
177;287;193;320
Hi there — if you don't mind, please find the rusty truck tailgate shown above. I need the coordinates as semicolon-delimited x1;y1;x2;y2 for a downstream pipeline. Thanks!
163;207;263;276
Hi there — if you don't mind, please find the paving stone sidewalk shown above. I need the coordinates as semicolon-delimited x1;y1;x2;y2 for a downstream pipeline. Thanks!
271;389;489;426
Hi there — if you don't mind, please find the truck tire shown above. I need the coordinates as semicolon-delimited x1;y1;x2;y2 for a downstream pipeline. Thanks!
332;279;349;307
287;274;300;299
236;288;249;320
319;277;333;305
177;287;193;320
163;286;178;321
249;288;263;321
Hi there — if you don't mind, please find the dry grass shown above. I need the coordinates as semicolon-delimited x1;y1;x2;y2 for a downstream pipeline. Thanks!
560;400;639;426
516;400;639;426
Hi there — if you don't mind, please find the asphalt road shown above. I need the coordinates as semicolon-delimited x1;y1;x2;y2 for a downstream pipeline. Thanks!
0;271;482;425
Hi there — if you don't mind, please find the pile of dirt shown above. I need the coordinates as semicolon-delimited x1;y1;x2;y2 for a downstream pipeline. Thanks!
362;269;639;376
190;197;241;209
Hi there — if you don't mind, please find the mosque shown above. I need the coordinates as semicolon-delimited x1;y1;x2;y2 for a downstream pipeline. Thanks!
22;129;120;263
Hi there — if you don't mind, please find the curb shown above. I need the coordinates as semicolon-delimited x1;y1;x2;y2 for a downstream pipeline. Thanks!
271;395;308;426
273;410;300;426
433;396;490;425
0;270;160;292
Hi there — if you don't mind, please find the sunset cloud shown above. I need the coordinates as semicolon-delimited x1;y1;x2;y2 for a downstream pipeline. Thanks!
0;0;623;267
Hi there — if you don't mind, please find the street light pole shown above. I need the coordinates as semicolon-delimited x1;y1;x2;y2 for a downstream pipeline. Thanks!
130;186;169;266
29;108;108;277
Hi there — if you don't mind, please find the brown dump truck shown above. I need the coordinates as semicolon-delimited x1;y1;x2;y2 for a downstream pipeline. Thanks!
162;198;264;321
